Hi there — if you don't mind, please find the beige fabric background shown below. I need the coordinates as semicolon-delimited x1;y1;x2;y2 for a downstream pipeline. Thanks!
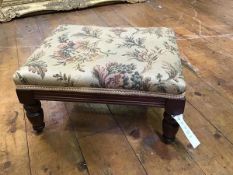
13;25;186;95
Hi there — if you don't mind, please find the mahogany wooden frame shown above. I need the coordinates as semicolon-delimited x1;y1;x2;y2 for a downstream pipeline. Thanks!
16;89;186;144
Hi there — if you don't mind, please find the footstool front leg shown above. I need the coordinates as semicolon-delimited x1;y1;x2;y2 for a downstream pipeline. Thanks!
162;98;186;144
16;90;45;133
24;100;45;132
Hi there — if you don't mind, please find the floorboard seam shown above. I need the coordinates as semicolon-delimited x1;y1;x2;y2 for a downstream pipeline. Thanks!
187;100;233;146
64;102;91;175
23;111;33;175
194;77;233;105
106;104;149;175
106;105;207;175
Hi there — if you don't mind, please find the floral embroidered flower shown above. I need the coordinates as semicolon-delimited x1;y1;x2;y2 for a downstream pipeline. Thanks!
74;26;102;38
111;28;128;36
51;37;116;70
25;51;47;79
93;62;151;90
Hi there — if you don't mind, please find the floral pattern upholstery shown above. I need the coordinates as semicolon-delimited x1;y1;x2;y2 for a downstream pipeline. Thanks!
13;25;186;95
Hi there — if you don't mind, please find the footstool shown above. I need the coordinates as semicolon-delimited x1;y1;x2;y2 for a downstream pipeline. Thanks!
13;25;186;143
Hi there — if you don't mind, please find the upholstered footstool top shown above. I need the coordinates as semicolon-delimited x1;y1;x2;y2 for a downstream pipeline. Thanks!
13;25;185;97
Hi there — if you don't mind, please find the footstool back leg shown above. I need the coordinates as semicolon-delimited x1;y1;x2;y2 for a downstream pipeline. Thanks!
162;98;186;143
16;90;45;132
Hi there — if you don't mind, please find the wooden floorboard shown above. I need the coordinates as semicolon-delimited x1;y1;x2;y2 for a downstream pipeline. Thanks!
25;101;89;175
66;103;148;174
0;0;233;174
0;47;30;174
107;104;206;175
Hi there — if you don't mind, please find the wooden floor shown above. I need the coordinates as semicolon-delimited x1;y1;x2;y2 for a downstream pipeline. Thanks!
1;0;233;174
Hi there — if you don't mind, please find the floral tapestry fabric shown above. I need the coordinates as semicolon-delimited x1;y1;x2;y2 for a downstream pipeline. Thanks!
13;25;186;95
0;0;145;22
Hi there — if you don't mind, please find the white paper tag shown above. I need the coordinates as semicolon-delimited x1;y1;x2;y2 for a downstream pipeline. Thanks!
173;114;200;149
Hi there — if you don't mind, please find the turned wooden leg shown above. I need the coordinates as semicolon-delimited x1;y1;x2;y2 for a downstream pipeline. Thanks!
162;98;186;144
16;90;45;132
162;112;179;143
24;100;45;132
